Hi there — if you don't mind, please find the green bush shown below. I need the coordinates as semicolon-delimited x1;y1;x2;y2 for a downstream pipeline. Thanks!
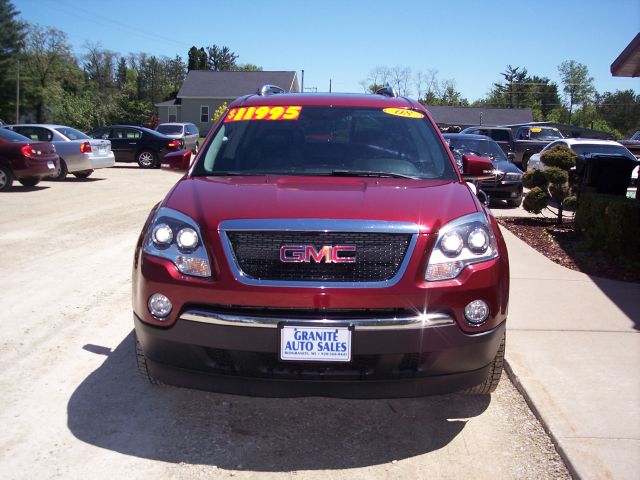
545;167;569;186
523;169;548;189
541;145;576;170
575;193;640;260
562;196;577;212
523;187;549;214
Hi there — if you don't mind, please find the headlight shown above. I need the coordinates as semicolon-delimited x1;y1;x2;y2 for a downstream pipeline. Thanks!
425;212;499;281
505;172;522;181
143;207;212;278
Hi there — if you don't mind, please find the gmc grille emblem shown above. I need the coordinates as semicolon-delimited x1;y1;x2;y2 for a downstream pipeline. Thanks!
280;245;356;263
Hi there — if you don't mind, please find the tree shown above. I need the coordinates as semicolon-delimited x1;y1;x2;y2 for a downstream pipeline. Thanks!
207;45;238;71
82;42;117;92
0;0;26;122
558;60;595;124
595;90;640;137
116;56;127;88
235;63;263;71
187;46;199;71
21;24;80;122
522;145;577;225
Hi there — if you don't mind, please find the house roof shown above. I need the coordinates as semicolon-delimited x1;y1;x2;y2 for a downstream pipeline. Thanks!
155;99;180;107
426;106;533;127
177;70;298;98
611;32;640;77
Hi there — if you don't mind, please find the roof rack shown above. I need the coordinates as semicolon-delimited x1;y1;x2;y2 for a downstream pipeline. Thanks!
375;85;398;98
258;84;285;96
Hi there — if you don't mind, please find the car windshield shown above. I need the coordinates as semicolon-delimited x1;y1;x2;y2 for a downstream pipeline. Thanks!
571;144;635;159
193;106;456;180
529;128;562;140
447;138;489;157
55;127;90;140
0;128;31;142
157;125;183;135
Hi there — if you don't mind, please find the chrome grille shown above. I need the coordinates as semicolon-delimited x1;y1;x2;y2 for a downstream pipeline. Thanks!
226;231;411;282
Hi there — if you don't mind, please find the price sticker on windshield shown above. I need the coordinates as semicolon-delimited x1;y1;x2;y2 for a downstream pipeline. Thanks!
225;106;302;122
383;108;424;119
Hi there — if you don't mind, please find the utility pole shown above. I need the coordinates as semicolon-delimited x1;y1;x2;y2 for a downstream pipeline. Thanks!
16;59;20;123
301;69;304;93
329;79;332;93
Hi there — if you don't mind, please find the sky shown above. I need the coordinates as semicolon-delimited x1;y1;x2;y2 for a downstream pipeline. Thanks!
12;0;640;102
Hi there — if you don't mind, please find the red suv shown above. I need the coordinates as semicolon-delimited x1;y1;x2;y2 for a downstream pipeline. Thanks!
133;87;509;397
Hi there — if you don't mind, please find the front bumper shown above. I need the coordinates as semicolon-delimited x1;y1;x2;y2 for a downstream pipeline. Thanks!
480;181;523;200
135;311;505;398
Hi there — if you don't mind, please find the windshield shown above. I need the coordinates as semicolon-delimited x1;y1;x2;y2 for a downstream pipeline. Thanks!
55;127;90;140
445;136;506;164
192;106;456;180
157;125;183;135
571;144;635;159
529;127;562;140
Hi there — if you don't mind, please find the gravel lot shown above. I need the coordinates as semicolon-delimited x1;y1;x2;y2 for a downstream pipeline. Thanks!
0;165;569;480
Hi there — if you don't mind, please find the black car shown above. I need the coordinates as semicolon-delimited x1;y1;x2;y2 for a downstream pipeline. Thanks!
87;125;182;168
444;133;524;207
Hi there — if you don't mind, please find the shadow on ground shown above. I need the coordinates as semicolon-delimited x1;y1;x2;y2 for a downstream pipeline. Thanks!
591;277;640;331
68;332;490;471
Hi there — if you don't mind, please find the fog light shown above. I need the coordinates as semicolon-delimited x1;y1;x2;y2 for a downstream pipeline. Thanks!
464;300;489;325
148;293;172;319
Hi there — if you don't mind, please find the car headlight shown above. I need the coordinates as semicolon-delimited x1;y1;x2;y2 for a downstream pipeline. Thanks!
143;207;212;278
504;172;522;181
425;212;499;281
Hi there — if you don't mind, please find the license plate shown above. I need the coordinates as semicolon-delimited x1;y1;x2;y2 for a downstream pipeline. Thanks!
98;147;106;154
280;325;351;362
47;161;54;169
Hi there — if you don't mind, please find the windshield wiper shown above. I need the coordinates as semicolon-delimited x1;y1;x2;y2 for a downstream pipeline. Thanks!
330;169;419;180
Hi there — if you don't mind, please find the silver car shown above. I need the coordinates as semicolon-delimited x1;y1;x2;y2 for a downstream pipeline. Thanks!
156;123;200;154
2;124;115;180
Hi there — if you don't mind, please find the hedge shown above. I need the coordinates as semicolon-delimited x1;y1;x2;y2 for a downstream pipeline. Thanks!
575;193;640;260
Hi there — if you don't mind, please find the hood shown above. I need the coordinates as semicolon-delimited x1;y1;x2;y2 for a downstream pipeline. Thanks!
163;176;480;234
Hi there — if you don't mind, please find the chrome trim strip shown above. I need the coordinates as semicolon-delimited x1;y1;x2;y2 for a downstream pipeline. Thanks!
219;219;420;288
219;219;421;234
180;310;454;330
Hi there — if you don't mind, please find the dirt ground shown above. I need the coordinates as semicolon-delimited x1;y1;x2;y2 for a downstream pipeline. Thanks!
0;165;569;480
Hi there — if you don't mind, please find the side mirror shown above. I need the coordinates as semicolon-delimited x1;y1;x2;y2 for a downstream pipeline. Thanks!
461;154;495;180
161;149;192;170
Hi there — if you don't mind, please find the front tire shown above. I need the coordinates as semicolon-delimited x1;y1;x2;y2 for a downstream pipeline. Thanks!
73;169;93;179
192;142;199;155
18;177;41;187
137;150;157;169
135;333;163;385
0;165;14;191
463;331;505;394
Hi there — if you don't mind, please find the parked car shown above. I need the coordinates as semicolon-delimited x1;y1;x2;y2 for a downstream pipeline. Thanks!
156;122;200;154
618;130;640;157
0;128;59;191
461;125;563;170
133;86;510;398
87;125;182;168
528;138;639;198
444;133;524;207
528;138;638;170
1;124;114;180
